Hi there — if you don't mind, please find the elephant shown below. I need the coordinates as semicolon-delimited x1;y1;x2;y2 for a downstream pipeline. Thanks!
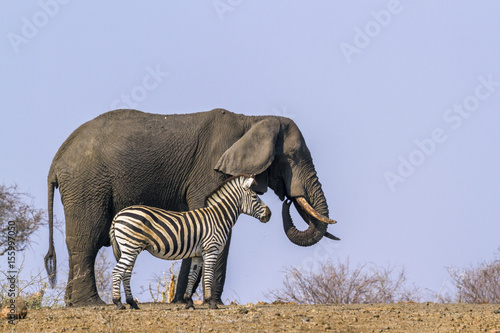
44;108;339;306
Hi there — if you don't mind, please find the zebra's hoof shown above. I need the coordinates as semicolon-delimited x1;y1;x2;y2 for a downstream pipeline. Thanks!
127;299;140;310
184;296;194;310
208;301;219;310
205;298;224;306
115;303;126;310
113;298;126;310
184;298;194;310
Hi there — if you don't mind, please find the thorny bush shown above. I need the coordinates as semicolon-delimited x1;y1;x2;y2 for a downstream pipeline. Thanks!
267;258;420;304
0;184;45;255
446;249;500;304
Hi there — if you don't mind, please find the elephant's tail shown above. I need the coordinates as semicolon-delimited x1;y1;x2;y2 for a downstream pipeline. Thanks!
44;170;57;288
109;219;121;261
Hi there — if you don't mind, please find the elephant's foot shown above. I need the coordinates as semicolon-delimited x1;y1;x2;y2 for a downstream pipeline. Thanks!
172;299;186;304
126;298;140;310
69;294;106;307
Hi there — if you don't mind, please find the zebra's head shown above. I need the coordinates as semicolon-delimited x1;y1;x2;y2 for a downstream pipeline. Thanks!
240;176;271;223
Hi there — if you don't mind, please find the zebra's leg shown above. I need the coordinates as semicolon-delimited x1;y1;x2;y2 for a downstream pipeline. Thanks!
112;250;140;310
123;261;140;310
202;249;220;310
111;263;126;310
184;256;203;309
210;230;232;305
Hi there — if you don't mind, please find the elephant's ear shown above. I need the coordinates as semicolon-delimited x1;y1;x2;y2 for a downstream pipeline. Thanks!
215;118;280;176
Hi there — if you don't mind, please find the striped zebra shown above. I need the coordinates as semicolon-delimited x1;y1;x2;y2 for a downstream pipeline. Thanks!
109;175;271;310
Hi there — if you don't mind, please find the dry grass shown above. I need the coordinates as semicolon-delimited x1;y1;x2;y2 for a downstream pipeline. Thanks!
4;302;500;332
0;255;66;309
139;262;186;303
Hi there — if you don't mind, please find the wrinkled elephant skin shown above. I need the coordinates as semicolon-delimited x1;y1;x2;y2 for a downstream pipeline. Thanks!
44;108;338;306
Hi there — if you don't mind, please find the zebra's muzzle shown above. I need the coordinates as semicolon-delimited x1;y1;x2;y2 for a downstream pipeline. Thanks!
259;206;272;223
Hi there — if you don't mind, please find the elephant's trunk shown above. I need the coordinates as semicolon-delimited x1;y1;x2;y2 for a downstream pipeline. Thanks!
282;173;339;246
282;199;329;247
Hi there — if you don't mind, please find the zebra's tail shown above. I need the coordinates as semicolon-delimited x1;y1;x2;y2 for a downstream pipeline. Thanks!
109;219;121;261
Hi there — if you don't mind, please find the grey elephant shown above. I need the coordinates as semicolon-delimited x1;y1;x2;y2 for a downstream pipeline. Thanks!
44;108;339;306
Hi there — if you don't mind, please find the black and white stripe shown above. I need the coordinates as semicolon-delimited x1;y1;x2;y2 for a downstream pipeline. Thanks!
109;175;271;310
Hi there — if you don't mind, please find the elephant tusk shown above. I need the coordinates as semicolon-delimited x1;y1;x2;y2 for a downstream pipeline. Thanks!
324;231;341;241
295;197;337;224
291;199;340;240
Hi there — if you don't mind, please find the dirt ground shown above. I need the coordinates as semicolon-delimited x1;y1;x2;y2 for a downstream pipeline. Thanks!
2;302;500;332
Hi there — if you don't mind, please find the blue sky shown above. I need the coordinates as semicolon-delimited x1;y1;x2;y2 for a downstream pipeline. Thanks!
1;1;500;304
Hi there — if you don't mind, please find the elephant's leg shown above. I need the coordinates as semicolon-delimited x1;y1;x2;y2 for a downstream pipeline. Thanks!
175;233;232;305
174;258;203;304
66;235;105;306
174;182;220;304
63;197;112;306
184;256;203;309
173;258;191;303
65;250;74;305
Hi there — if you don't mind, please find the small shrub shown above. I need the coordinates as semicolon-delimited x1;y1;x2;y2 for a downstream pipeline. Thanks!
0;255;66;308
446;250;500;304
267;258;420;304
95;248;114;304
140;261;183;303
0;184;45;255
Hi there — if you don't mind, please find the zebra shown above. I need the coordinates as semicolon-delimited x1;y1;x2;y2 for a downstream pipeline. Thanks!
109;175;271;310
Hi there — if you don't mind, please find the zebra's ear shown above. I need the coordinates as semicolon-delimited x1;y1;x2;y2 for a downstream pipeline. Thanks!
242;177;255;190
215;118;280;176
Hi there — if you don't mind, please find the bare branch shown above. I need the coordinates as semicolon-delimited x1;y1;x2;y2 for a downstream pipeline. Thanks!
94;248;114;304
446;249;500;304
0;184;46;254
266;258;420;304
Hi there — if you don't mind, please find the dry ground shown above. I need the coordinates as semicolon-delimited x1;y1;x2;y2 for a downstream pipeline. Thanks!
2;302;500;332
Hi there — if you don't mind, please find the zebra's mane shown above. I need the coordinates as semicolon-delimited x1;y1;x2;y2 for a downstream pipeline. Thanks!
204;174;257;206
